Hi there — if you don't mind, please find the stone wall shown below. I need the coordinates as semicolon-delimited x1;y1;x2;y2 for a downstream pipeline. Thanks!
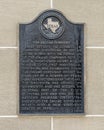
0;0;104;129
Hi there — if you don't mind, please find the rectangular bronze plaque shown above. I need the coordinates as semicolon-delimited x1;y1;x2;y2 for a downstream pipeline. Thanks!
19;10;84;114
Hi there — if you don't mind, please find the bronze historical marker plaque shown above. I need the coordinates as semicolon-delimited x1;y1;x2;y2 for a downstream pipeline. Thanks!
19;10;84;114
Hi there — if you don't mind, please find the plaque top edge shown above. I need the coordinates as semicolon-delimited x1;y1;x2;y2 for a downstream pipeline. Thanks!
19;9;84;26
